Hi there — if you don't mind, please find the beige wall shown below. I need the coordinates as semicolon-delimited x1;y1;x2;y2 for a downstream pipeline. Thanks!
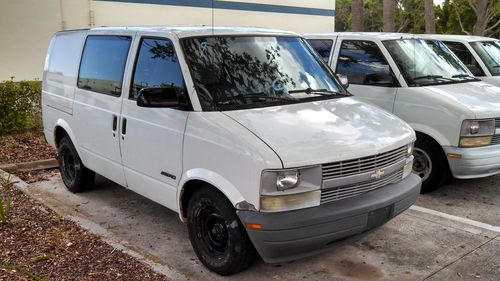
0;0;335;81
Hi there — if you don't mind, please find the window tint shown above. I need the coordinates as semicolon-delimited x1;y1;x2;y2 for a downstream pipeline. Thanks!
444;41;485;76
78;36;131;96
307;39;333;62
130;38;186;100
336;40;397;87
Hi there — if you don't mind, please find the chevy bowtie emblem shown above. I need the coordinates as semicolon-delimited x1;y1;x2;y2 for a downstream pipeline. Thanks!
371;169;385;180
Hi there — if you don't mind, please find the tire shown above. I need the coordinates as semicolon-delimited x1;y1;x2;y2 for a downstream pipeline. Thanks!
187;188;256;275
413;136;448;193
57;136;95;193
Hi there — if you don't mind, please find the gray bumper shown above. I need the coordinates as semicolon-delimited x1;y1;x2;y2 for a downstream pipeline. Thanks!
237;174;421;263
444;145;500;179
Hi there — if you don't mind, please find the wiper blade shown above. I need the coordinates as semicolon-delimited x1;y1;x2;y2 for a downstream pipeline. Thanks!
452;74;476;79
214;93;297;107
288;88;340;96
413;75;445;80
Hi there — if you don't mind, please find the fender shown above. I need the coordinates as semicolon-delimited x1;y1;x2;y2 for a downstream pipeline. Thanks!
409;122;453;146
177;168;247;221
53;119;85;162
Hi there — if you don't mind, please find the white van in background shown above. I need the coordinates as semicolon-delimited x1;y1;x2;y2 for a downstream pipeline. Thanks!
305;32;500;192
419;35;500;87
43;26;420;275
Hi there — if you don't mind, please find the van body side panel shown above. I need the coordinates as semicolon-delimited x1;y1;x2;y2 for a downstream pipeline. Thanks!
43;32;86;115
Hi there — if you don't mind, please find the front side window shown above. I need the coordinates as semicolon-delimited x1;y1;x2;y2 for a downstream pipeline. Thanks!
307;39;333;62
471;41;500;76
443;41;485;76
336;40;398;87
182;36;346;111
78;35;131;96
130;38;187;100
384;39;477;86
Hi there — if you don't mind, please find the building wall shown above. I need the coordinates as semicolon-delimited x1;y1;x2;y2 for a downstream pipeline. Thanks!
0;0;335;81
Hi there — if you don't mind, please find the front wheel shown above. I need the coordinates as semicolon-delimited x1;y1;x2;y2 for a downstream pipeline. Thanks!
413;136;448;193
187;188;256;275
58;136;95;193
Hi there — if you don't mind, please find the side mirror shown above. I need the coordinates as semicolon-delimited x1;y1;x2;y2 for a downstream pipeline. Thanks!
136;87;187;109
337;74;349;88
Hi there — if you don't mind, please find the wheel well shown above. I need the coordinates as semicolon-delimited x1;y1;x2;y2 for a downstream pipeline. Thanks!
180;180;224;219
54;126;69;147
415;131;450;171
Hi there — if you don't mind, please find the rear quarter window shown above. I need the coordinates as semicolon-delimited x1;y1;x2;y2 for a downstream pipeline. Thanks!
77;35;132;96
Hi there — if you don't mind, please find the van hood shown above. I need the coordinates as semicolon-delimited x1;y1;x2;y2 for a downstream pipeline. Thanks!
423;81;500;118
224;97;414;168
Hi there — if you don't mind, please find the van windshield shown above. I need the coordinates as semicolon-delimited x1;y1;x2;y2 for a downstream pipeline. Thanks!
182;36;347;111
384;39;477;86
471;41;500;76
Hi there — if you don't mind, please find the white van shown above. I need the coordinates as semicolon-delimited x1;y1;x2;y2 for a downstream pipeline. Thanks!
305;32;500;192
419;35;500;87
42;26;420;275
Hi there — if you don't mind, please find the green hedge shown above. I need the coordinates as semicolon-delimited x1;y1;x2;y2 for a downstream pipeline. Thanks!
0;80;42;135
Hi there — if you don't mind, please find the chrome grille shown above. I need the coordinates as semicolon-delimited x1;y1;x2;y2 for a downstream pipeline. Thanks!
492;135;500;145
322;146;407;180
321;170;403;204
495;118;500;128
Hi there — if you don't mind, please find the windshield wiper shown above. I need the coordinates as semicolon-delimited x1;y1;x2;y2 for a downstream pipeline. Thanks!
413;75;447;80
452;74;479;81
288;88;340;96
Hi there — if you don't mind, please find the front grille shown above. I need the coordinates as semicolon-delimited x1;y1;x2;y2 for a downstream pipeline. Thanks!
321;169;403;204
492;135;500;145
321;146;407;180
495;118;500;128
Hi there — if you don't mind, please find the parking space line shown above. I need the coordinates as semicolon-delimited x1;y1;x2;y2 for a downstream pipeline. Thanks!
410;205;500;233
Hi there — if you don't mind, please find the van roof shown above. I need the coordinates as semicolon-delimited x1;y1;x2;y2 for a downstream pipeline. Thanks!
58;25;299;38
303;32;415;41
417;34;499;43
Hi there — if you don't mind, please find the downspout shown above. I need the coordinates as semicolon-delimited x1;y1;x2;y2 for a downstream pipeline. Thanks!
88;0;95;27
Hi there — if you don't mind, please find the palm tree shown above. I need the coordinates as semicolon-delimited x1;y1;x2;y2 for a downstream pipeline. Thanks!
425;0;436;33
383;0;395;32
352;0;364;32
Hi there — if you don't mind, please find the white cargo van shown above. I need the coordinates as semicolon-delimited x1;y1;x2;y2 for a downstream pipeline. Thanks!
305;32;500;192
419;35;500;87
43;26;420;275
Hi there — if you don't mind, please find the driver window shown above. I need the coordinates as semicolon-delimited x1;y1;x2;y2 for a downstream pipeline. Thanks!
336;40;398;87
443;41;485;77
130;37;186;100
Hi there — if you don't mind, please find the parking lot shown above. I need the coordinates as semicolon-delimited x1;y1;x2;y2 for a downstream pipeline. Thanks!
26;173;500;280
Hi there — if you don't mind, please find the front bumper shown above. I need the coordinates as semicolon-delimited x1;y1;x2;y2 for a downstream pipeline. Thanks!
444;145;500;179
237;174;421;263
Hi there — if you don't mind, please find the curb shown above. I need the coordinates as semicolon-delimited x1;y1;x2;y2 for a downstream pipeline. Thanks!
0;169;188;281
0;158;58;173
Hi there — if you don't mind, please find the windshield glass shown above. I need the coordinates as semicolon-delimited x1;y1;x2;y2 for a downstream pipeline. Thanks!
471;41;500;76
181;36;346;111
384;39;474;86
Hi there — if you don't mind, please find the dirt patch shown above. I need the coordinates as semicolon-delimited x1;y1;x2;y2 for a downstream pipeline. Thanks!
0;133;57;164
15;169;60;184
0;176;169;281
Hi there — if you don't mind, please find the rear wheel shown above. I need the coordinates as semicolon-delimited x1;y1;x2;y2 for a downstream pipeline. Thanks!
58;136;95;193
187;188;256;275
413;135;448;193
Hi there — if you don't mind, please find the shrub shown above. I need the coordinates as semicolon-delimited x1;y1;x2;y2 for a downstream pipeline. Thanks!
0;80;42;135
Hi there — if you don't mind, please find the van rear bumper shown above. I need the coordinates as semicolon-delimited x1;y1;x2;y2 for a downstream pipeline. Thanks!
237;174;421;263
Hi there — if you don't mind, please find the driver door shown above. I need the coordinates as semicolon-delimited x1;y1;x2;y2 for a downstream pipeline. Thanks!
331;38;400;112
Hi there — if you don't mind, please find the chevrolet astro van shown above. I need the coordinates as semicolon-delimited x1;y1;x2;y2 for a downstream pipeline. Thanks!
42;26;420;275
305;32;500;192
419;34;500;87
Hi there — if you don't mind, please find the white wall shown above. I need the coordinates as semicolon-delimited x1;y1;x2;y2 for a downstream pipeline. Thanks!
0;0;335;81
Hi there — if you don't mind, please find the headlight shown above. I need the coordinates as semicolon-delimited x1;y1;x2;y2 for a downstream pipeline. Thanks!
459;119;495;147
407;142;414;156
260;166;321;212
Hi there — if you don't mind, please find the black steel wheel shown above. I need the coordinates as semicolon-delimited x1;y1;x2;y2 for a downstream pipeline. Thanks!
187;188;256;275
413;135;448;193
58;136;95;193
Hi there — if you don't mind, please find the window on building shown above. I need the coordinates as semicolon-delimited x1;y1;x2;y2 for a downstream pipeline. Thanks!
77;35;132;96
443;41;485;76
307;39;334;62
336;40;398;87
130;38;187;100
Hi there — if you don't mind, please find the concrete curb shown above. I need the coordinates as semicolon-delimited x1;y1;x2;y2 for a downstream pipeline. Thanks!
0;158;59;173
0;169;188;281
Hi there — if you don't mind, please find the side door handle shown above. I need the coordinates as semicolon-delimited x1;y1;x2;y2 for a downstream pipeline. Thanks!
121;117;127;140
112;115;117;137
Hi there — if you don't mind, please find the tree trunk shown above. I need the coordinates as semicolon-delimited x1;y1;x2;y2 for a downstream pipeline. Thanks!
472;0;490;35
352;0;364;32
383;0;395;32
425;0;436;34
